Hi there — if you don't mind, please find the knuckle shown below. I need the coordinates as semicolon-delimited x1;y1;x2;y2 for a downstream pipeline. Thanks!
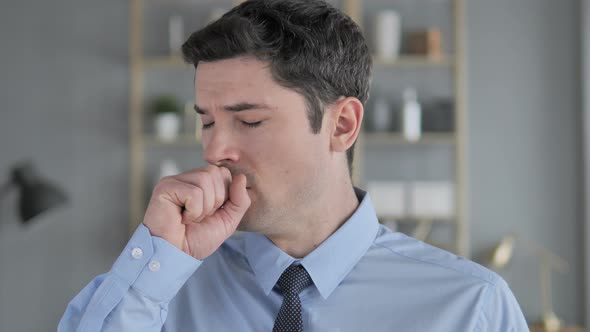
195;170;213;184
159;175;175;183
152;178;172;194
206;164;219;172
207;165;222;179
190;186;204;200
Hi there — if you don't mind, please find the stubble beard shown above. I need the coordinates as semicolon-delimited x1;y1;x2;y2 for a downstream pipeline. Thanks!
236;199;271;232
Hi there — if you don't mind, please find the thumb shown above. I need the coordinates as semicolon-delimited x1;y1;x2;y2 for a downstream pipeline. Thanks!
223;174;251;217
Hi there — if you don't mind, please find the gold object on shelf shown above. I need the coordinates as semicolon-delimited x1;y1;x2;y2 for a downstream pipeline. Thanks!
489;234;569;332
411;219;433;241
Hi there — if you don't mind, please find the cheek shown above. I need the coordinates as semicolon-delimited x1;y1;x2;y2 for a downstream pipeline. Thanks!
240;123;291;157
241;136;295;184
273;135;325;179
241;121;327;182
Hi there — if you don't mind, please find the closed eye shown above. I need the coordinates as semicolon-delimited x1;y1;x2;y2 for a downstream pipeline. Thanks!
202;121;263;130
242;121;262;128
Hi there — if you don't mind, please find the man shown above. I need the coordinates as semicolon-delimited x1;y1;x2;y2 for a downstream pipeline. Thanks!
59;0;528;331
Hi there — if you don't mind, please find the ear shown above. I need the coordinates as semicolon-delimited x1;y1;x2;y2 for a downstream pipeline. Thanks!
328;97;364;153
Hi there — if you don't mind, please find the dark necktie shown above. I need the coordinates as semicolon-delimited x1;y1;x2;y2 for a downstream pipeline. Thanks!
272;264;313;332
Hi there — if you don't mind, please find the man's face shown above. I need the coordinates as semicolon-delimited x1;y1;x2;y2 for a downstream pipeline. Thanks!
195;56;330;233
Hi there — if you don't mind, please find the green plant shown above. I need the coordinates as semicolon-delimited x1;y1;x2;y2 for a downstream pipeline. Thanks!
150;95;181;115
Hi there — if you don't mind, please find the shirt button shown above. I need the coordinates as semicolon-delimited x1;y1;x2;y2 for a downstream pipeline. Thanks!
131;247;143;259
148;260;161;272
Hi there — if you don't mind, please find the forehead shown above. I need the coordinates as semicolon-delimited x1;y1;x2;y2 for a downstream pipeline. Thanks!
195;56;279;103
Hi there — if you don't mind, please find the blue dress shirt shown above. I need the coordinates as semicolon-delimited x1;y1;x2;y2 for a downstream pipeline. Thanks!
59;189;528;331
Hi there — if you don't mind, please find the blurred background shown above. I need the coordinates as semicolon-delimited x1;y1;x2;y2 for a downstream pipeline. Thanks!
0;0;587;330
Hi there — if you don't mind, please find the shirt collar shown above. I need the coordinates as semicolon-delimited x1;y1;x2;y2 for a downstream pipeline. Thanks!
243;187;379;299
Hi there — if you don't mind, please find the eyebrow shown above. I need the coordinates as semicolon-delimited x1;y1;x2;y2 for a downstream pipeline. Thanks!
194;103;273;115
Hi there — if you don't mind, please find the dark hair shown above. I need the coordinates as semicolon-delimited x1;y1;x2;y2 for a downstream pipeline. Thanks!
182;0;372;175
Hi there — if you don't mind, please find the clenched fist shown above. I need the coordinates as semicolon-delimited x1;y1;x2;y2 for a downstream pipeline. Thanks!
142;165;251;260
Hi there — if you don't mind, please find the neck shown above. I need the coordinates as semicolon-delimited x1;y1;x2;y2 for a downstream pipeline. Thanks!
267;178;360;259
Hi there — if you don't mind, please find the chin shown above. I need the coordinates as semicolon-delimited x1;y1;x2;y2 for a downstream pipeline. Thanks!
236;218;256;232
236;208;267;233
236;209;255;232
236;193;274;233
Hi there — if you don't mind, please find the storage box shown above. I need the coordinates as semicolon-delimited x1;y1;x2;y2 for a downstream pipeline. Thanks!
367;181;406;217
409;181;454;218
406;29;442;59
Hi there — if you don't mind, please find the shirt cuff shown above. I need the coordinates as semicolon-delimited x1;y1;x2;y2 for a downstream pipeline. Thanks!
111;223;202;303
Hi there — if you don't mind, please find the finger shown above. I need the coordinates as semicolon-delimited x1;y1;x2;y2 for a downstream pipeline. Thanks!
209;166;229;212
222;174;251;223
173;168;210;187
181;189;204;224
155;178;204;223
172;169;216;220
216;166;233;209
193;171;215;220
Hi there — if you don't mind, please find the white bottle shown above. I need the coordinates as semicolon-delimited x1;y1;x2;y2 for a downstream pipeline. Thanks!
402;88;422;142
375;10;401;60
159;159;180;179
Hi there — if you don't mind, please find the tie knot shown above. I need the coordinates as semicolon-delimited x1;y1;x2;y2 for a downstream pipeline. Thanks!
277;265;313;295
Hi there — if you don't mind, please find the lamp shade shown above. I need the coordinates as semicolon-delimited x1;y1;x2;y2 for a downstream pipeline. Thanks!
11;161;67;223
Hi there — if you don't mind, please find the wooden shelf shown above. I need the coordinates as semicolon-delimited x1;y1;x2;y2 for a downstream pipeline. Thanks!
145;133;455;146
378;216;456;223
145;135;201;147
373;55;453;67
130;0;469;258
529;326;585;332
140;55;189;69
139;54;453;69
362;132;455;145
144;0;245;4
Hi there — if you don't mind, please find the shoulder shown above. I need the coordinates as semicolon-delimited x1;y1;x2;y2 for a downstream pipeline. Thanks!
369;225;501;287
366;226;527;328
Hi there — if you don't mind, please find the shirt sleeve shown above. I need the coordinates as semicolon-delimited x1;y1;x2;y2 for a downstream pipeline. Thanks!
475;277;529;332
58;224;201;332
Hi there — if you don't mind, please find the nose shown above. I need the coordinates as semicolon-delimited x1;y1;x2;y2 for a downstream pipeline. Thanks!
203;126;240;165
